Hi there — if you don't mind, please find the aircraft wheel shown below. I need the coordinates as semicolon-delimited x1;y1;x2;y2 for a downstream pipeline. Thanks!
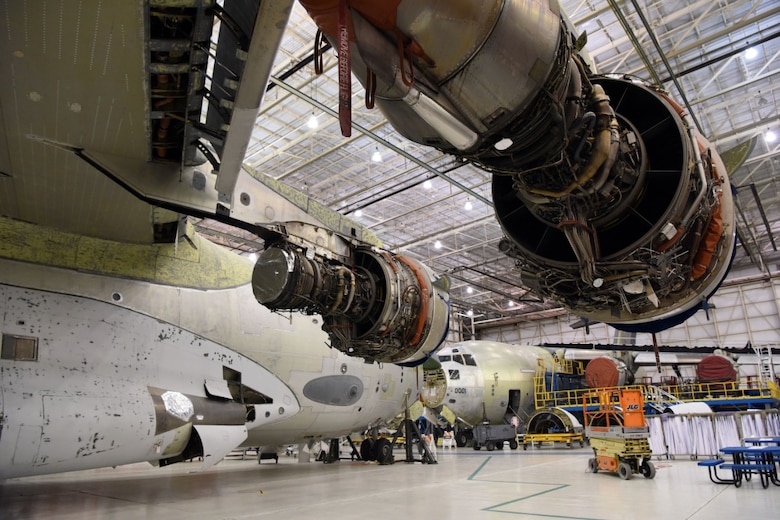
641;460;656;479
588;457;599;473
617;462;633;480
360;438;376;461
509;440;518;450
375;438;394;465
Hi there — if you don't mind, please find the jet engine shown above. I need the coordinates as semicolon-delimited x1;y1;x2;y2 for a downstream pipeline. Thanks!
299;0;736;331
252;243;449;365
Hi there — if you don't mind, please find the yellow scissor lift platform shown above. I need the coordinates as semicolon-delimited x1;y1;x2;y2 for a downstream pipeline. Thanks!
584;388;655;480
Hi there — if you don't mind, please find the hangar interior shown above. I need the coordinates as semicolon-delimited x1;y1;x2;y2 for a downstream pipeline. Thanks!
192;0;780;350
2;2;780;519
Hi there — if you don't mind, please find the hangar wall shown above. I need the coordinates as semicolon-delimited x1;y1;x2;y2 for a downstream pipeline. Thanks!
474;277;780;348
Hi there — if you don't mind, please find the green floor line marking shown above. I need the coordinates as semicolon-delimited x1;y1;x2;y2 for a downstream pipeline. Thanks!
483;507;606;520
483;485;606;519
468;456;607;520
467;456;492;480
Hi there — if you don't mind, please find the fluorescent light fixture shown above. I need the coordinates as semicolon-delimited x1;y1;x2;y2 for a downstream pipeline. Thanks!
306;114;319;129
745;47;758;60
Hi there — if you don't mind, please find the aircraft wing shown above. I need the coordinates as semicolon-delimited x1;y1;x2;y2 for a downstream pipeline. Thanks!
0;1;307;244
1;1;157;241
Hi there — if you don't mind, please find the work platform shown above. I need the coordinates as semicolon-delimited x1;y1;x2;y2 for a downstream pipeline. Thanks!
534;362;780;415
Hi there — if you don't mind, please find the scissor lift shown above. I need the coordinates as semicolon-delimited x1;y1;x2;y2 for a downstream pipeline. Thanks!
583;388;656;480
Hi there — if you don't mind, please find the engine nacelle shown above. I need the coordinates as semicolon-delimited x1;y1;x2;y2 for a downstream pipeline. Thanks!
494;77;736;331
252;244;449;364
299;0;736;331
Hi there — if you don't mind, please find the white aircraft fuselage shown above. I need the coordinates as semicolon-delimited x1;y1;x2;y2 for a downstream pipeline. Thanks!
0;217;419;479
425;341;552;427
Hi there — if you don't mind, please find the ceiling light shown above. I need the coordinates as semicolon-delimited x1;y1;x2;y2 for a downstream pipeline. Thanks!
248;252;258;262
306;114;318;129
466;309;473;317
354;209;363;217
766;130;777;143
434;240;442;250
466;286;473;294
371;148;382;162
464;200;473;211
744;47;758;60
508;301;515;307
423;180;432;190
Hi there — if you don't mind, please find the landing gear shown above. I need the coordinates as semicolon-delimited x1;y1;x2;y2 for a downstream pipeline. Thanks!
374;438;394;465
360;438;375;461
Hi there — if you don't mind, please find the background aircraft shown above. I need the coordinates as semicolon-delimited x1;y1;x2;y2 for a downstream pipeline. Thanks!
422;341;554;447
0;0;450;479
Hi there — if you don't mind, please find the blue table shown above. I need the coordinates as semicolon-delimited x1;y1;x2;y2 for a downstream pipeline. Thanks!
719;445;780;488
743;436;780;446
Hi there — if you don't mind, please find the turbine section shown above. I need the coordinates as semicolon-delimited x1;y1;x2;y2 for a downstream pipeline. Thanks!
252;244;449;365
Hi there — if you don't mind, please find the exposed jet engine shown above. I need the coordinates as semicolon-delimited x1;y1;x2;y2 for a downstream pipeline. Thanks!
252;243;449;365
299;0;736;332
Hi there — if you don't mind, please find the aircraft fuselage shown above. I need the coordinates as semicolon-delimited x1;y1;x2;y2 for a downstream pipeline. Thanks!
0;218;418;479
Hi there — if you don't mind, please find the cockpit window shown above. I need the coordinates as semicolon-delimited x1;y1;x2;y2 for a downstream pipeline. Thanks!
463;354;477;366
438;355;451;362
448;369;460;380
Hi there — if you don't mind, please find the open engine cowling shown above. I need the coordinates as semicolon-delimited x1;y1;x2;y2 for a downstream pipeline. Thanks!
493;77;736;330
252;244;449;365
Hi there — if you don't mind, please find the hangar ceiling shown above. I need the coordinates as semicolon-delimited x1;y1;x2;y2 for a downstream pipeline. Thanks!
198;0;780;326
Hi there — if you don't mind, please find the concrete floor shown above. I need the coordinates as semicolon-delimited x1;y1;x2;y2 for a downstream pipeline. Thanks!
2;445;779;520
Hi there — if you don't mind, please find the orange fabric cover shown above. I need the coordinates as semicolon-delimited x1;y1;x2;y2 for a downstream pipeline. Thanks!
299;0;402;39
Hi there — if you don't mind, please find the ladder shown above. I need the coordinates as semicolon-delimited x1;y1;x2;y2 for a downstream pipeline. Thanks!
753;344;777;384
643;384;684;413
